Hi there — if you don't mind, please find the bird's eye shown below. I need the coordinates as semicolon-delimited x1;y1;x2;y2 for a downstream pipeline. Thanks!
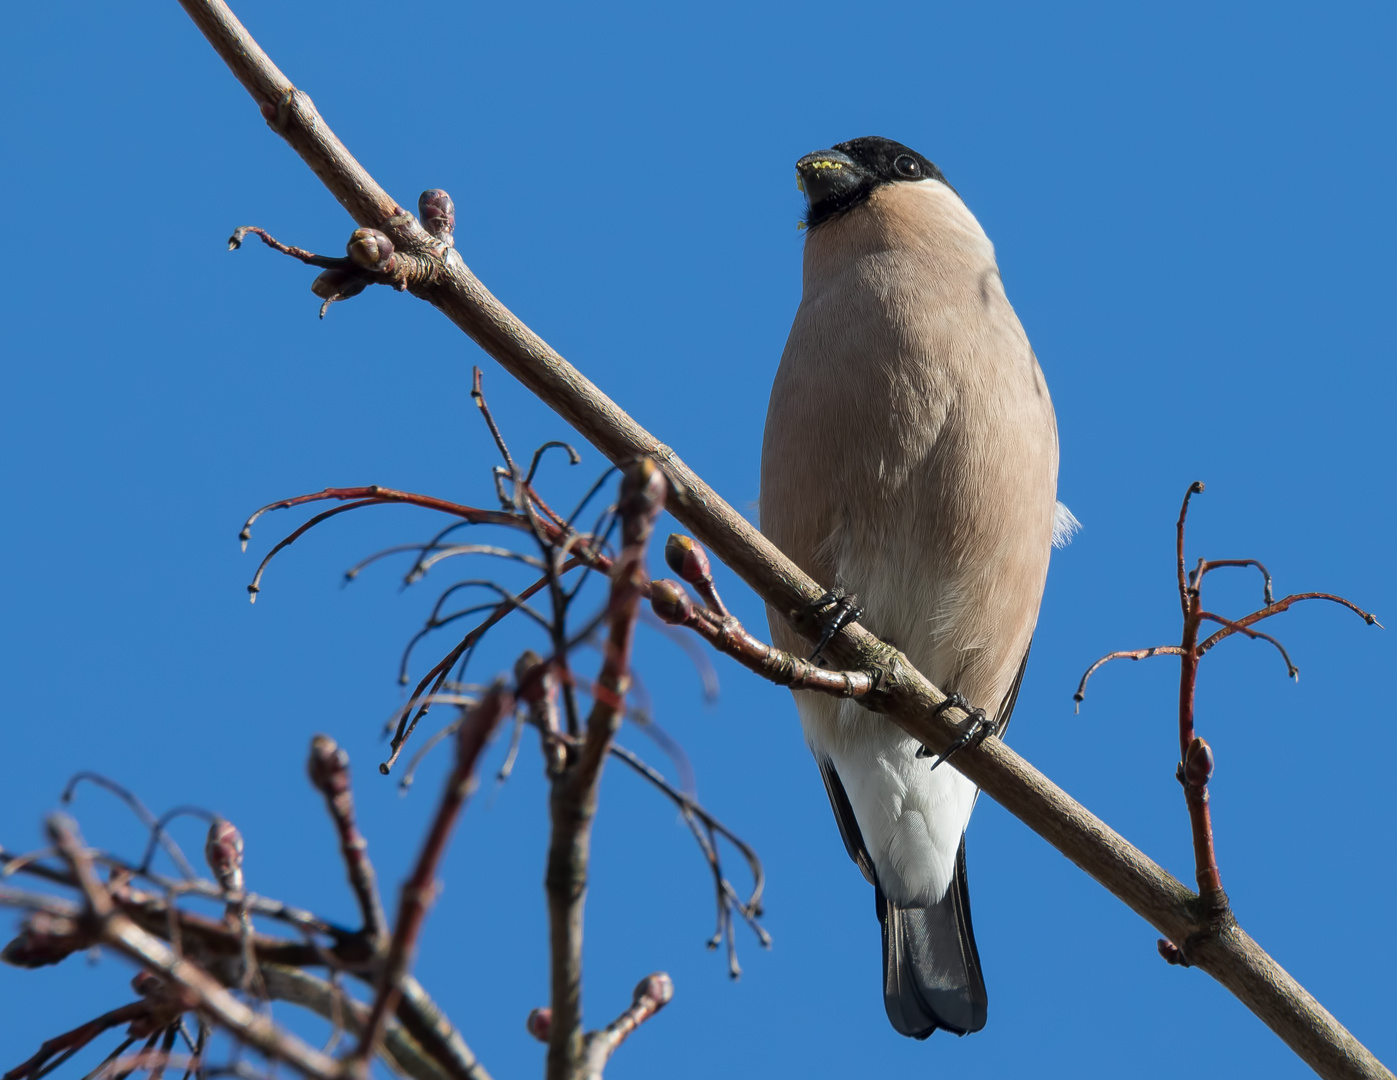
894;154;921;178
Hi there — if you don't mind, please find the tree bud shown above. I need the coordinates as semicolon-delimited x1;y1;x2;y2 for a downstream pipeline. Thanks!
308;733;351;796
633;971;674;1009
1183;737;1214;787
205;818;245;895
310;267;369;301
346;228;396;273
525;1007;551;1042
649;580;693;625
419;189;456;243
664;534;712;584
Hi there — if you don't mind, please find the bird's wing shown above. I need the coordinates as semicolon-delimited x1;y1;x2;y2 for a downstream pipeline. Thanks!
817;756;877;886
994;640;1032;737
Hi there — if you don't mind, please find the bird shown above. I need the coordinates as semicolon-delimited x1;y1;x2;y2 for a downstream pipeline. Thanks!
759;136;1074;1038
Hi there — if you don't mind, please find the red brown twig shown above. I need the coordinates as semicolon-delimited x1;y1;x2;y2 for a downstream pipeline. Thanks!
3;1000;152;1080
307;736;389;953
579;974;674;1079
650;577;875;699
351;684;514;1072
1077;482;1380;948
45;815;342;1080
545;460;666;1080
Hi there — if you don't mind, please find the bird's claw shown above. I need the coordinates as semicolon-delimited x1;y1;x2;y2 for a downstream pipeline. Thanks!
916;693;994;771
807;589;864;663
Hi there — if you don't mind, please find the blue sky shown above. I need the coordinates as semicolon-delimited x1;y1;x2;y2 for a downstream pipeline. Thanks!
2;2;1393;1077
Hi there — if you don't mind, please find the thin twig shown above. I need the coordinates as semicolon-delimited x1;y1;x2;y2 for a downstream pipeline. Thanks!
46;815;342;1080
306;736;388;952
351;686;513;1071
61;775;199;880
649;581;874;698
1072;646;1187;711
579;974;673;1080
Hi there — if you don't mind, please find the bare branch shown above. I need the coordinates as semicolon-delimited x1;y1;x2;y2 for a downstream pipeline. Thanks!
306;736;388;952
1176;480;1206;614
1198;591;1382;655
1194;558;1275;604
1072;646;1187;711
171;8;1395;1076
546;461;665;1080
650;580;874;699
60;774;199;881
4;1001;150;1080
1198;611;1299;679
259;965;452;1080
580;974;673;1080
351;685;513;1071
45;815;342;1080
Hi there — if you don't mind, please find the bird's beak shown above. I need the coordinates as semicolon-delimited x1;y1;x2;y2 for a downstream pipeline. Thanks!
796;149;861;214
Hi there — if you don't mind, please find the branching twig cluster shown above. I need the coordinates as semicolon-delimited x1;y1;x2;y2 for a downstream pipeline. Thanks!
4;378;858;1078
1075;482;1379;962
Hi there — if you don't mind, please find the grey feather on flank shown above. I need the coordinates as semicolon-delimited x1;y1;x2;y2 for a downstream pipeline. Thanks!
1052;501;1081;548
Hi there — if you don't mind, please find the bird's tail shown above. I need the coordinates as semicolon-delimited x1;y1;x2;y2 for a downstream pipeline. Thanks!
876;836;987;1038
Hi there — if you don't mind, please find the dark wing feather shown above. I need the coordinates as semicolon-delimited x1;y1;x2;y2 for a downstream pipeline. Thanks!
994;640;1032;737
817;756;876;885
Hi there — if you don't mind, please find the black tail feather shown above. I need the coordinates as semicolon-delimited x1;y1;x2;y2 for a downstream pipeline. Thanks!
877;837;987;1038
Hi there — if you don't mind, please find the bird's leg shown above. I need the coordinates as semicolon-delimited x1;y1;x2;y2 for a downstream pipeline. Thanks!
916;693;994;771
806;589;865;663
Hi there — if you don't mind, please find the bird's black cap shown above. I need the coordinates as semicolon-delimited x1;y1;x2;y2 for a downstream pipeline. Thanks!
797;137;954;230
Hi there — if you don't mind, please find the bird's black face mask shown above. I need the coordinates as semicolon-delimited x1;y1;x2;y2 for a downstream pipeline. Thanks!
797;136;954;230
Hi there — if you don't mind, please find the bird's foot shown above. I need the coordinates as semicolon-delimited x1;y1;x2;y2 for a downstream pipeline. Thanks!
915;693;994;772
806;589;864;663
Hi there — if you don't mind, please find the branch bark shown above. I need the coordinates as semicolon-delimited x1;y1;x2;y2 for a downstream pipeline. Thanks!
175;3;1392;1077
47;815;343;1080
545;461;666;1080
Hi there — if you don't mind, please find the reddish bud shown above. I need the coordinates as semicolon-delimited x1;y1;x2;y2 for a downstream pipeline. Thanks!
310;268;369;301
618;458;667;541
1157;939;1188;966
526;1006;552;1042
205;818;245;895
1183;737;1214;787
514;650;547;703
649;580;694;625
419;189;456;243
346;228;396;273
664;534;712;584
308;733;351;796
633;971;674;1009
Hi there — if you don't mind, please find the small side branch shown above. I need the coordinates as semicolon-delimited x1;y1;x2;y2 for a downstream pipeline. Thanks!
1073;646;1186;711
580;974;674;1080
307;735;389;952
46;814;342;1080
351;685;514;1071
650;579;874;698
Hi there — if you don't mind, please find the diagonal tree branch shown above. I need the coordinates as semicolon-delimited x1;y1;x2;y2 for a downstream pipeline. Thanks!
174;4;1391;1077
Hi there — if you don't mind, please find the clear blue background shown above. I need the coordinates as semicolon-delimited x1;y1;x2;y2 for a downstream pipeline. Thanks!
2;2;1393;1077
